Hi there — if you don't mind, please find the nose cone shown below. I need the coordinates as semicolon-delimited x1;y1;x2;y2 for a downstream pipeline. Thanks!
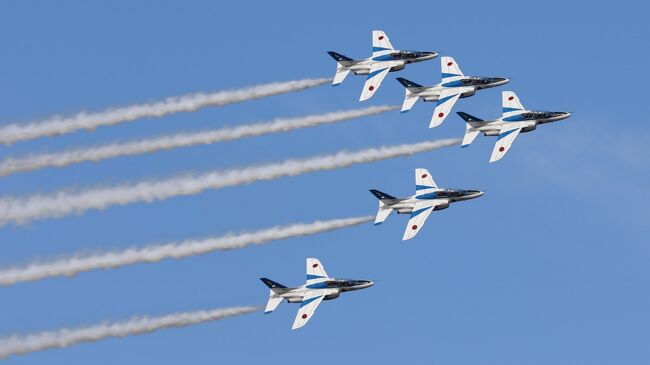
421;51;438;60
494;77;510;86
356;280;374;289
468;190;485;199
560;112;572;120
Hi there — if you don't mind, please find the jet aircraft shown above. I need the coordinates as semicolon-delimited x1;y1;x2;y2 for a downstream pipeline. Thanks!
370;168;484;241
328;30;438;101
261;258;373;330
397;56;508;128
458;91;571;162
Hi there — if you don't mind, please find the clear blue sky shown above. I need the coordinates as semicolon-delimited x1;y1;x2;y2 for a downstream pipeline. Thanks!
0;0;648;364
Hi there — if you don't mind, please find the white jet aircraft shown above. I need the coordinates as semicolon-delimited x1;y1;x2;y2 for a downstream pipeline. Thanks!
328;30;438;101
261;258;373;330
397;56;509;128
370;168;484;241
458;91;571;162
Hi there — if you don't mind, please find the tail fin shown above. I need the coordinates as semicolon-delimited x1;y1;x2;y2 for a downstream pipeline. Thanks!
369;189;395;225
327;51;353;62
372;30;394;56
260;278;285;314
328;52;353;86
456;112;484;127
441;56;464;86
396;77;422;89
502;91;526;118
369;189;396;201
306;258;329;285
396;78;423;112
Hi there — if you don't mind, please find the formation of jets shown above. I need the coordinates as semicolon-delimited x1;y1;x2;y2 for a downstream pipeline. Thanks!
264;29;570;330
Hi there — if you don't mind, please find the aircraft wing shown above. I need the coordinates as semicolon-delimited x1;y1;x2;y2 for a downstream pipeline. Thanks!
490;124;523;163
430;89;462;128
359;62;396;101
402;200;441;241
292;291;326;330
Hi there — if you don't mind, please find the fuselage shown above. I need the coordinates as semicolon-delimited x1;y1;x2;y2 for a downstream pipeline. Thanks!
277;279;374;303
384;188;484;214
472;111;572;136
342;50;438;75
412;77;509;102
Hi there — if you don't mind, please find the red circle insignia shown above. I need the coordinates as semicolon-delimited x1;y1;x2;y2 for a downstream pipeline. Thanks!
499;146;505;152
378;36;384;40
447;62;453;66
421;174;428;178
312;263;318;268
368;85;375;91
438;112;444;118
508;96;514;101
411;225;418;230
301;314;308;319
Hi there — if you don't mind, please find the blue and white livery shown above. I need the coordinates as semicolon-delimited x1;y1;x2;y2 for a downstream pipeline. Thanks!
370;168;484;241
397;56;509;128
328;30;438;101
261;258;373;330
457;91;571;162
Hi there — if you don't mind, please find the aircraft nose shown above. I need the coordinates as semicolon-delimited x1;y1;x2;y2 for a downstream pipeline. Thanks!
472;191;485;198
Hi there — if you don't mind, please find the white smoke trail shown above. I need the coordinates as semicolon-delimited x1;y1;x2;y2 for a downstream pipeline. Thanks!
0;216;372;285
0;106;397;177
0;138;460;226
0;78;331;144
0;306;260;359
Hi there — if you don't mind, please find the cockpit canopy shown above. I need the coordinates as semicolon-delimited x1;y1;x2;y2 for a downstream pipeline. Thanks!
522;111;566;120
460;76;504;86
436;189;480;198
325;279;366;288
390;50;427;59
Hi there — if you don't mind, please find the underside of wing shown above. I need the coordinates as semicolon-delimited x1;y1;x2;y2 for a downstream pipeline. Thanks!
359;63;393;101
402;200;440;241
292;291;326;330
490;125;523;163
430;90;461;128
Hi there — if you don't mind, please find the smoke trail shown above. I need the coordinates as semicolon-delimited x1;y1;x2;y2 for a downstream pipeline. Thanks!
0;138;460;226
0;106;397;177
0;216;372;285
0;306;260;359
0;78;330;144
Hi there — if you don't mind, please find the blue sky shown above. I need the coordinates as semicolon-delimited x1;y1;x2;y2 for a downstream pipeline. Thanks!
0;0;649;364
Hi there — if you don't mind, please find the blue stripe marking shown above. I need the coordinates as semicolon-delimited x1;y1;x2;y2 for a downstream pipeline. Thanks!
367;68;386;79
306;274;326;280
502;107;522;113
373;46;392;52
442;73;461;79
497;128;518;141
306;282;328;289
371;55;394;61
300;295;322;307
503;115;526;122
416;184;434;190
441;80;464;87
437;94;457;106
410;206;432;218
415;192;438;199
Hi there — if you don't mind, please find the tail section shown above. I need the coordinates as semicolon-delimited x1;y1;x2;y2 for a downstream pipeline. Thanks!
260;278;286;314
372;30;394;56
441;56;464;86
456;112;485;127
327;51;353;62
502;91;526;119
396;78;422;113
328;52;353;86
369;189;395;225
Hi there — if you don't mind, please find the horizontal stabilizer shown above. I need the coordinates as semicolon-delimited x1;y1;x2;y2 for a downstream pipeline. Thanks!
456;112;485;127
265;292;283;314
